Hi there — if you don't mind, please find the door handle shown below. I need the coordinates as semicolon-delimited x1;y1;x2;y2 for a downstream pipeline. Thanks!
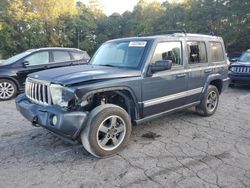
176;73;186;78
204;69;212;73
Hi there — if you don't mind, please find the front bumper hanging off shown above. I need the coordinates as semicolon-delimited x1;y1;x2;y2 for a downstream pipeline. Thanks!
16;94;88;140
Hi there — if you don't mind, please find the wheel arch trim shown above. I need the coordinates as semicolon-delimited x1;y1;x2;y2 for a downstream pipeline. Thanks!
202;74;223;95
78;86;141;118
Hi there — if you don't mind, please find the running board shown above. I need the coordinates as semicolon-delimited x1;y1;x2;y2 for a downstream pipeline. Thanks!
135;101;200;125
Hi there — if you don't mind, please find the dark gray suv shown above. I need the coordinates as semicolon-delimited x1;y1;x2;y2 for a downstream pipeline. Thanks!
16;33;229;158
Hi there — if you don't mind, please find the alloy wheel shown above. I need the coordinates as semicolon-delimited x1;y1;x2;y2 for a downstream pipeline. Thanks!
0;82;15;100
206;91;218;112
97;115;126;151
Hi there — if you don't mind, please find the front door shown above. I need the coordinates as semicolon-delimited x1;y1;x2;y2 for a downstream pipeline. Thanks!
142;41;188;117
16;51;50;87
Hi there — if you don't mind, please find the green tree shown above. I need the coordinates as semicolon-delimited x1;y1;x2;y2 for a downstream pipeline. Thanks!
0;0;249;58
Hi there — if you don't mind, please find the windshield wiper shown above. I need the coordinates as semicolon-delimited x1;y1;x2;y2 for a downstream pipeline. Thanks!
99;64;116;67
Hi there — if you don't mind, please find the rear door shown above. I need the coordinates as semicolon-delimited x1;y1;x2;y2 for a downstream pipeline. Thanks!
142;41;188;117
186;41;209;103
48;50;79;69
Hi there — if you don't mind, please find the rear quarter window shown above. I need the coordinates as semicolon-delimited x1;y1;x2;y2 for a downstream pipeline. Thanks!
71;52;84;60
71;51;90;60
209;42;224;62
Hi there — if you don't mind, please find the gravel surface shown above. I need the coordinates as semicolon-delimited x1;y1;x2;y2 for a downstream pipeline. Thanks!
0;87;250;188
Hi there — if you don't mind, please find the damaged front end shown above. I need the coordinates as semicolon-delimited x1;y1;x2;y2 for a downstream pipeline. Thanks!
15;78;92;140
16;93;88;141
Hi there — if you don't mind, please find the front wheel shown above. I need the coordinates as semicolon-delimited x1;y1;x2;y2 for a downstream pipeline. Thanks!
196;85;219;116
81;104;132;158
0;79;17;101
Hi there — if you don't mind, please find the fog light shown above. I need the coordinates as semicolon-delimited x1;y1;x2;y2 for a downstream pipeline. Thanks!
51;115;58;126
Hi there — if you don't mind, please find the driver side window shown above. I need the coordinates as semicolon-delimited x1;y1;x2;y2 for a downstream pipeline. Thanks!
25;51;49;66
151;42;183;67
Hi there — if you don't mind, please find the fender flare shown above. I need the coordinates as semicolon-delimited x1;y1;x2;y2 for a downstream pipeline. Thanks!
202;73;222;96
77;86;141;118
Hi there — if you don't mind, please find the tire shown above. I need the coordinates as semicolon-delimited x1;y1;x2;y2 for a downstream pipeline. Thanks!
196;85;219;117
81;104;132;158
0;79;17;101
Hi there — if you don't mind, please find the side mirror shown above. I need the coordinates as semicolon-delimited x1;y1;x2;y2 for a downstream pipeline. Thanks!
230;58;238;63
150;60;172;74
22;61;29;67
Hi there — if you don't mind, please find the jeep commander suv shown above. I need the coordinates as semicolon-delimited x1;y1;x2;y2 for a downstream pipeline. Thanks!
229;49;250;87
16;33;229;158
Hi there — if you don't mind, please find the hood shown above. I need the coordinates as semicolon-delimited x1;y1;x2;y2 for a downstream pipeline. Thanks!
29;65;141;86
231;61;250;66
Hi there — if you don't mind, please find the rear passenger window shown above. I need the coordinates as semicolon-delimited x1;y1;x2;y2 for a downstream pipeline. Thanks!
151;41;182;67
187;41;207;64
52;51;71;62
209;42;224;62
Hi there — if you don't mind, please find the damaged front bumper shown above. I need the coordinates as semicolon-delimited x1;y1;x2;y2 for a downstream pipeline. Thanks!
16;94;88;141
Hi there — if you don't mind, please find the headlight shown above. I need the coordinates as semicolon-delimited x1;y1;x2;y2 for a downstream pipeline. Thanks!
50;84;75;107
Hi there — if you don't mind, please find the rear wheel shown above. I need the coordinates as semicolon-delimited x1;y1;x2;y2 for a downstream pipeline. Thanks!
196;85;219;116
0;79;17;101
81;104;132;158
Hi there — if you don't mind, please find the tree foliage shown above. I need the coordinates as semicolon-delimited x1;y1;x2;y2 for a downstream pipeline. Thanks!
0;0;249;58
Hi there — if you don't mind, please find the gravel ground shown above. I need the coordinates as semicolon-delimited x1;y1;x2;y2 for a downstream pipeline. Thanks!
0;87;250;188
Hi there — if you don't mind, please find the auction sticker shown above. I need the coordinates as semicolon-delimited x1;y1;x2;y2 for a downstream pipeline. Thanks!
129;41;147;47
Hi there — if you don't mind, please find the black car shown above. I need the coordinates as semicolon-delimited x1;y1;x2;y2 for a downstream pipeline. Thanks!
16;33;229;158
0;48;90;100
229;49;250;86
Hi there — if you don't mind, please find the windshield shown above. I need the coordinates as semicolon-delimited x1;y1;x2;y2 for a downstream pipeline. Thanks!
0;51;31;66
239;52;250;62
90;41;147;69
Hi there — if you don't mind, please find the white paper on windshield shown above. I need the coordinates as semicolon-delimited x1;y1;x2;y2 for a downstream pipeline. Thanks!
129;41;147;47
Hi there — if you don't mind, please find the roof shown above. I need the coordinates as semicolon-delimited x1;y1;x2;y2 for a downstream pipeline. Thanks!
26;47;83;52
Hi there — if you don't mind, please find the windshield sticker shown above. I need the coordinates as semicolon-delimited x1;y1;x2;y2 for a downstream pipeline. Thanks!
129;41;147;47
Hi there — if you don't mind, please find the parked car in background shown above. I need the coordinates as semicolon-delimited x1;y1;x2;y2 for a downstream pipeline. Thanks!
0;48;90;101
229;49;250;87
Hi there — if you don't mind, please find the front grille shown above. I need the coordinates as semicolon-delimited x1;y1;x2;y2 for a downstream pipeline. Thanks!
25;78;51;105
231;66;250;73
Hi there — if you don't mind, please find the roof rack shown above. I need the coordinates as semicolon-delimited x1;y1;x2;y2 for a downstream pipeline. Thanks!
138;29;187;37
166;29;187;35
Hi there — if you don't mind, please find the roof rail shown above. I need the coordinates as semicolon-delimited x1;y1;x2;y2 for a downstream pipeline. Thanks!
138;29;187;37
166;29;187;35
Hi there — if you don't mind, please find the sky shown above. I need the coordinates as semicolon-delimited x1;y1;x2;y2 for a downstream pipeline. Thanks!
81;0;167;16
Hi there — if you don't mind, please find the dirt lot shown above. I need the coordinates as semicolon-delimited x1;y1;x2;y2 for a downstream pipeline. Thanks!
0;87;250;188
